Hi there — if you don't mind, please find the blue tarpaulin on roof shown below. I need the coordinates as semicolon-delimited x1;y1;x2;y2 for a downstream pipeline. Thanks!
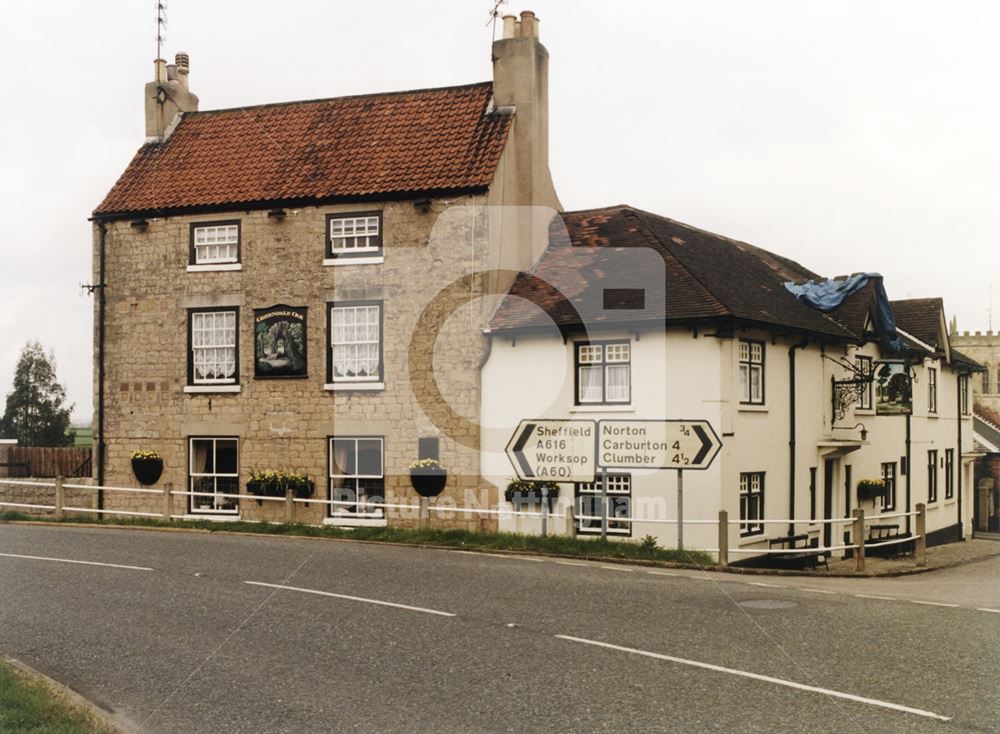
784;273;903;352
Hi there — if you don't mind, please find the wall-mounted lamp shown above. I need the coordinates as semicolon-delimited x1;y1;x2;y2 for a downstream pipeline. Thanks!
129;219;149;231
267;209;286;220
833;422;868;441
413;197;432;213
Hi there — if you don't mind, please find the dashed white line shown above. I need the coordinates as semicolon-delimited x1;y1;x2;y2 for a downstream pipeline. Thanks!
646;570;679;577
555;635;951;722
909;600;959;608
245;581;456;617
749;582;784;588
798;588;835;595
556;561;588;567
976;607;1000;615
854;594;896;601
600;566;634;572
0;552;152;572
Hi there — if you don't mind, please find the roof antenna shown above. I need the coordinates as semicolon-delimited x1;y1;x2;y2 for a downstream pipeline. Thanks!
157;0;168;59
487;0;508;40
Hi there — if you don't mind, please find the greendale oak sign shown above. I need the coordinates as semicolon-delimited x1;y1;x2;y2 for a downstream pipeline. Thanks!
505;420;597;483
505;418;722;482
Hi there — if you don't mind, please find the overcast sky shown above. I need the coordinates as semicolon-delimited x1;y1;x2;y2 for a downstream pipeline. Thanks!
1;1;998;424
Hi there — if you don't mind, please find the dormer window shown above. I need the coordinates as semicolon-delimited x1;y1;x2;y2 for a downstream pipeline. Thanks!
325;212;383;262
190;221;240;269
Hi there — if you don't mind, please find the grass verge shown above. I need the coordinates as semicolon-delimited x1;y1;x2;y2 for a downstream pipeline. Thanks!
0;660;113;734
0;512;714;566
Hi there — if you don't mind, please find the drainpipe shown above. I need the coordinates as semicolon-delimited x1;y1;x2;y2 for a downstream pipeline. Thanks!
96;221;107;511
905;411;911;536
957;372;964;538
788;339;809;536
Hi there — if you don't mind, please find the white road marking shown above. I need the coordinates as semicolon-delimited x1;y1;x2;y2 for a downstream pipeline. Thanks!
600;566;633;572
749;582;784;588
555;635;951;722
0;552;152;572
854;594;896;601
646;570;679;576
245;581;456;617
555;561;587;567
910;600;959;608
977;608;1000;614
798;588;835;595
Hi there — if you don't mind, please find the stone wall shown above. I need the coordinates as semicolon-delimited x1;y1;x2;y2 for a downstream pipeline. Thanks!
0;478;97;517
95;196;509;529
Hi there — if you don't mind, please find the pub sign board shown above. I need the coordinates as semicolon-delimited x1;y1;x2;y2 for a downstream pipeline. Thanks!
254;305;307;379
874;360;912;416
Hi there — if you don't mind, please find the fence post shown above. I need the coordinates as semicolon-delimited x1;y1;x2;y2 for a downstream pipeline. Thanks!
541;489;549;538
915;502;927;567
718;510;729;566
162;482;172;522
54;476;64;520
853;508;866;574
564;503;575;537
285;489;295;524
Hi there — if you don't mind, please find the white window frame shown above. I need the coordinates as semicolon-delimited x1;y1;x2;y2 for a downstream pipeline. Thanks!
575;474;632;536
328;302;383;384
739;340;765;405
328;437;385;520
188;437;239;515
575;341;631;406
739;472;764;536
855;355;873;411
927;367;937;414
327;213;382;258
191;222;240;266
189;309;239;386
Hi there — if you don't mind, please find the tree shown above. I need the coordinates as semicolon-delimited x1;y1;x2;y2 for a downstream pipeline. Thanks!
0;342;75;447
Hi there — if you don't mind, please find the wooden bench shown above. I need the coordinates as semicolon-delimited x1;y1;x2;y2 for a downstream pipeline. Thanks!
767;533;829;571
867;523;906;557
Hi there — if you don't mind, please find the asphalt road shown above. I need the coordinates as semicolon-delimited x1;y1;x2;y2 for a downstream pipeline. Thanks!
1;524;998;733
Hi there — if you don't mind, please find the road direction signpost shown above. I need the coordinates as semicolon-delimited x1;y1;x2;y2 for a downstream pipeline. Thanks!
505;418;723;546
598;420;722;548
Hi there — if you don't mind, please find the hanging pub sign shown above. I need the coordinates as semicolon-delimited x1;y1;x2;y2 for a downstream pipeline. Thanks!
254;305;307;379
874;360;912;416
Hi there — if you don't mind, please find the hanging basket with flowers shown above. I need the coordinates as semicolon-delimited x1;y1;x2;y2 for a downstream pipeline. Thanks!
409;459;448;498
130;450;163;486
505;479;560;509
857;478;886;503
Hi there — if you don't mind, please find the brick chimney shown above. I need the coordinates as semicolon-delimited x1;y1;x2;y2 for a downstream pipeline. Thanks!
492;11;561;217
144;52;199;142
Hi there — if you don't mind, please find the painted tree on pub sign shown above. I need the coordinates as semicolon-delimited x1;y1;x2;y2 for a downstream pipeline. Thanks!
0;342;75;446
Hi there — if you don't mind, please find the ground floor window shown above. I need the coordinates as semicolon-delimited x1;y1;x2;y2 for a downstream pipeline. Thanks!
330;437;384;518
881;462;897;511
945;449;954;500
739;472;764;536
189;437;239;514
575;474;631;536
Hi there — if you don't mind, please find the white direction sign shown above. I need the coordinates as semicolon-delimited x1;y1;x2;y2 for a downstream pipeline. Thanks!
598;420;722;471
505;420;597;483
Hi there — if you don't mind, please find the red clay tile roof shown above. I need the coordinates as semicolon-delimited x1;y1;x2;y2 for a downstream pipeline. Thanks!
94;82;511;217
489;205;857;339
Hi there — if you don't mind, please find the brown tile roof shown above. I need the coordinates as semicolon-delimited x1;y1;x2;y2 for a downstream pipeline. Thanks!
489;205;857;339
890;298;945;350
94;82;511;217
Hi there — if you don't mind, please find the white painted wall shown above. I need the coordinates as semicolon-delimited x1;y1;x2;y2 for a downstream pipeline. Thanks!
481;325;975;559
